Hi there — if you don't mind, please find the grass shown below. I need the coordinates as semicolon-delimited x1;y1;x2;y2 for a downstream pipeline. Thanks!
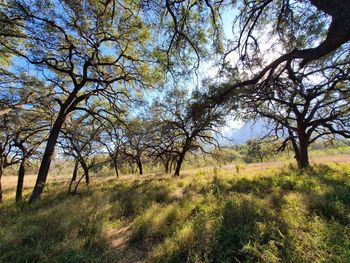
1;157;350;262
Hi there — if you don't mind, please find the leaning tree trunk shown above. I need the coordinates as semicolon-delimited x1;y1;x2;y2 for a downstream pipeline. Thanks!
80;159;90;185
73;173;85;194
16;156;28;202
174;140;191;176
29;111;66;203
72;158;90;194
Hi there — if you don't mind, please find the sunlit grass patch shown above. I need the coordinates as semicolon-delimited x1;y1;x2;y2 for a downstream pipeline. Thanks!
0;161;350;262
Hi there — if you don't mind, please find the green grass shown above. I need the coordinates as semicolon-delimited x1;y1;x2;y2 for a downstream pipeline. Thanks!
1;162;350;262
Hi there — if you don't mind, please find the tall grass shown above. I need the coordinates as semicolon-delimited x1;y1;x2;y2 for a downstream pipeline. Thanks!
1;162;350;262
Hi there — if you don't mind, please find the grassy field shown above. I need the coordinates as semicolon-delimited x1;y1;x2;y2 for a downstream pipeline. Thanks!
1;155;350;262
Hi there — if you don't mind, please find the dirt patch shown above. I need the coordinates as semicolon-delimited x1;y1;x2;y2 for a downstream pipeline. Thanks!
106;224;154;263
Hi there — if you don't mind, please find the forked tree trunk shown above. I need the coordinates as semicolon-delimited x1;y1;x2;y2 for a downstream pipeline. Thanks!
16;156;28;202
80;159;90;185
29;111;66;203
73;174;85;194
71;159;90;195
68;160;79;194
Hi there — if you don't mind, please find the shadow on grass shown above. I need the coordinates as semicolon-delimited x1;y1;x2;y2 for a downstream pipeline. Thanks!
149;163;350;262
0;178;175;263
0;163;349;262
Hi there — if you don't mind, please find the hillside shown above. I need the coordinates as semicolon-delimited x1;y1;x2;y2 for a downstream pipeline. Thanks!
1;156;350;263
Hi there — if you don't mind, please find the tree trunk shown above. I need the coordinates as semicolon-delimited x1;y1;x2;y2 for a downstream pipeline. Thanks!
68;160;79;194
112;156;119;178
129;161;134;174
29;111;66;203
297;137;310;169
109;151;119;177
136;158;143;175
114;162;119;177
80;159;90;185
0;165;3;203
174;140;191;176
174;153;185;176
73;174;85;194
16;156;28;202
295;121;310;169
164;159;169;174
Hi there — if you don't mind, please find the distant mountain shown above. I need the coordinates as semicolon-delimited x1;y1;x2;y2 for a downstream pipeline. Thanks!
220;119;269;145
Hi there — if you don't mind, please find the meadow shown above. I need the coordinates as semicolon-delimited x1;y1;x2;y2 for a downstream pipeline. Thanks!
1;155;350;263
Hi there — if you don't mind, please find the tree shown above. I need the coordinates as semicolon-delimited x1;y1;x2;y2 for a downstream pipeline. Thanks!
148;126;179;174
60;114;103;194
0;115;20;202
99;121;124;178
11;110;49;202
157;0;350;106
237;62;350;168
1;0;164;202
156;88;226;176
242;139;265;163
121;118;150;175
0;71;51;202
146;109;179;174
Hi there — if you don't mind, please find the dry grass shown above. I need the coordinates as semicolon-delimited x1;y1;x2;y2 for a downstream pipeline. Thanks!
2;154;349;198
1;155;350;262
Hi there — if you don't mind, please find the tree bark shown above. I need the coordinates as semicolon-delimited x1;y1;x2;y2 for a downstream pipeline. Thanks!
136;158;143;175
0;165;3;203
80;159;90;185
16;156;28;202
114;161;119;177
297;136;310;169
112;153;119;178
164;159;169;174
29;111;66;203
174;139;191;176
128;161;134;174
108;151;119;177
295;119;310;169
68;160;79;194
73;174;85;194
174;153;185;176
